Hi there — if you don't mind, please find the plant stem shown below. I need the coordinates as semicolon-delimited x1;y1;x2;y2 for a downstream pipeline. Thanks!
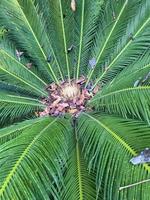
119;179;150;190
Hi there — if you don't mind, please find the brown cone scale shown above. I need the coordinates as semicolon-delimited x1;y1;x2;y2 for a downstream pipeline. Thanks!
38;77;100;117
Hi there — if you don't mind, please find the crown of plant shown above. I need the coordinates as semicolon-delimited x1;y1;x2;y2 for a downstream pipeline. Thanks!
0;0;150;199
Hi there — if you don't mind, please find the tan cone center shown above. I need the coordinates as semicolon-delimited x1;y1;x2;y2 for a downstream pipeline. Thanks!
61;83;80;100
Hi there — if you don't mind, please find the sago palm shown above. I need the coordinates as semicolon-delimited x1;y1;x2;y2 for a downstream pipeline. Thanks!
0;0;150;199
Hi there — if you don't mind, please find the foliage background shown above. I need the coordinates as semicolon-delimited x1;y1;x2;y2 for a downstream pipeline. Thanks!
0;0;150;199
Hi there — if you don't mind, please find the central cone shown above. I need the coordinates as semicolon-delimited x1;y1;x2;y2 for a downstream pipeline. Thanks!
61;83;80;100
37;77;100;117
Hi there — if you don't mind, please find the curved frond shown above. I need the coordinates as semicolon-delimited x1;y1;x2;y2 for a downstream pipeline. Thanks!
0;117;46;145
0;0;59;83
90;86;150;124
61;134;96;200
101;49;150;94
0;47;48;97
87;0;150;87
32;0;71;79
0;39;47;85
0;92;44;125
0;0;150;199
0;81;40;99
86;0;129;85
0;39;48;97
78;113;150;199
0;117;71;200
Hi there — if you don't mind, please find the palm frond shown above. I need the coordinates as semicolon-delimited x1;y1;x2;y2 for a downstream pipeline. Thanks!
75;0;103;79
0;38;48;93
0;0;60;83
89;49;150;124
61;132;96;199
90;86;150;124
0;117;71;200
76;0;85;79
0;81;38;97
58;0;71;82
86;0;129;85
0;45;48;97
0;92;44;125
78;113;150;199
86;0;150;87
1;0;150;199
0;117;46;145
101;48;150;94
32;0;71;79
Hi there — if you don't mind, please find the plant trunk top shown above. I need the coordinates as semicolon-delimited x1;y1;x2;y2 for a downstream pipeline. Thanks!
38;77;100;117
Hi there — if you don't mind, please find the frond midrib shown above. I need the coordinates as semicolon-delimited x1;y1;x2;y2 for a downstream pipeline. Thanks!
90;85;150;103
0;49;47;86
86;0;128;86
76;0;85;80
0;99;44;107
59;0;70;82
76;142;84;200
0;117;46;139
15;0;59;84
93;12;150;88
0;66;47;97
83;113;150;173
0;118;57;196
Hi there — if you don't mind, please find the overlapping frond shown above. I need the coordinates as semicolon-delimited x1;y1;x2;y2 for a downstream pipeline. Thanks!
0;117;71;200
61;131;96;200
0;117;46;145
78;113;150;199
33;0;72;80
90;86;150;124
0;0;150;199
0;92;44;125
86;0;150;87
0;81;38;98
89;49;150;124
0;39;48;97
100;48;150;94
0;0;59;83
74;0;103;79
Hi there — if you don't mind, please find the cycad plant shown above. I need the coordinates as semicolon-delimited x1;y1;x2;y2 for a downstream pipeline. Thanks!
0;0;150;199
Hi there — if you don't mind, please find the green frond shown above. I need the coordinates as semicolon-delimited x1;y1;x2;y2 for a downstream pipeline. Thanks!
87;0;150;87
58;0;71;82
0;81;38;98
0;117;46;145
0;92;44;125
0;39;48;96
0;0;59;83
75;0;103;79
1;0;150;199
101;49;150;94
90;50;150;124
86;0;129;85
0;44;48;97
76;0;85;79
78;113;150;199
33;0;72;79
0;117;71;200
90;86;150;124
61;137;96;200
